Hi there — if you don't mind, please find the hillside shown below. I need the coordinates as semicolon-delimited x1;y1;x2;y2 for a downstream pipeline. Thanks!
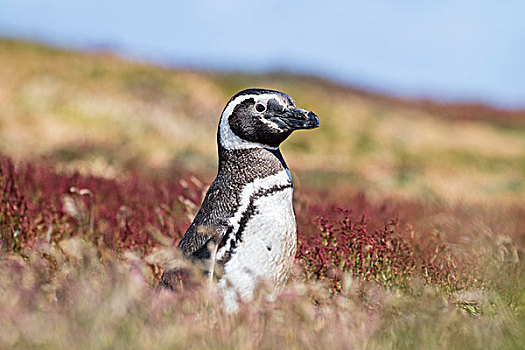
1;38;524;349
1;38;524;204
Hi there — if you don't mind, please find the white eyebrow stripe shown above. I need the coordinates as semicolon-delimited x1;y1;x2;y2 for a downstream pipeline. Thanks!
219;93;286;150
222;93;286;120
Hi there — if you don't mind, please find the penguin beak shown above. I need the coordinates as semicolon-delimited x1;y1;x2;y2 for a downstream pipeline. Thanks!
276;107;320;130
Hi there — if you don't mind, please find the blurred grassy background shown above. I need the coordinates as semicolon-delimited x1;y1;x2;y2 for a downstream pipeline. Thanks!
1;38;525;350
1;38;524;206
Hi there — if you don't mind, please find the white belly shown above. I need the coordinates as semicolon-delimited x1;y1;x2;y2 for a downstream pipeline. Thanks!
218;186;296;312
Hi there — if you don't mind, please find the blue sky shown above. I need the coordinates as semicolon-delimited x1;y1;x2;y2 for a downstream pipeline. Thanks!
1;1;524;108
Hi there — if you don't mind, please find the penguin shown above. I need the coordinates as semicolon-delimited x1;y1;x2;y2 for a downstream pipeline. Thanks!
159;88;319;312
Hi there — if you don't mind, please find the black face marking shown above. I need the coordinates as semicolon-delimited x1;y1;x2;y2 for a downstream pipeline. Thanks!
217;182;292;266
229;97;292;148
266;98;285;113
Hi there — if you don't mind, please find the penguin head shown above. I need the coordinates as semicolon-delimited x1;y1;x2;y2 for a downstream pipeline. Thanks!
218;88;320;150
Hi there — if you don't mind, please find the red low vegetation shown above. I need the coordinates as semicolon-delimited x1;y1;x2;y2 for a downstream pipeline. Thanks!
0;156;477;297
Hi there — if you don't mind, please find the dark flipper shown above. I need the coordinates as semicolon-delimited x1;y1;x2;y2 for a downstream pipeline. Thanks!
157;225;227;291
158;269;188;292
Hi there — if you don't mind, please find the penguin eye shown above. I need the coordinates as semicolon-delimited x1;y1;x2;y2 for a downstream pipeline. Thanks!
255;103;266;113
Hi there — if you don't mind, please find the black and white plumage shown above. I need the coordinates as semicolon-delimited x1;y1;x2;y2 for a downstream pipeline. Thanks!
159;88;319;312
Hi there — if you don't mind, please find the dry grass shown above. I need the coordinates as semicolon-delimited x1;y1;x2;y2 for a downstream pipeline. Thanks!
1;38;524;204
1;156;524;349
1;38;524;349
0;236;523;350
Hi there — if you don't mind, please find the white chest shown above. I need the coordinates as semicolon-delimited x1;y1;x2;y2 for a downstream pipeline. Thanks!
216;171;297;312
